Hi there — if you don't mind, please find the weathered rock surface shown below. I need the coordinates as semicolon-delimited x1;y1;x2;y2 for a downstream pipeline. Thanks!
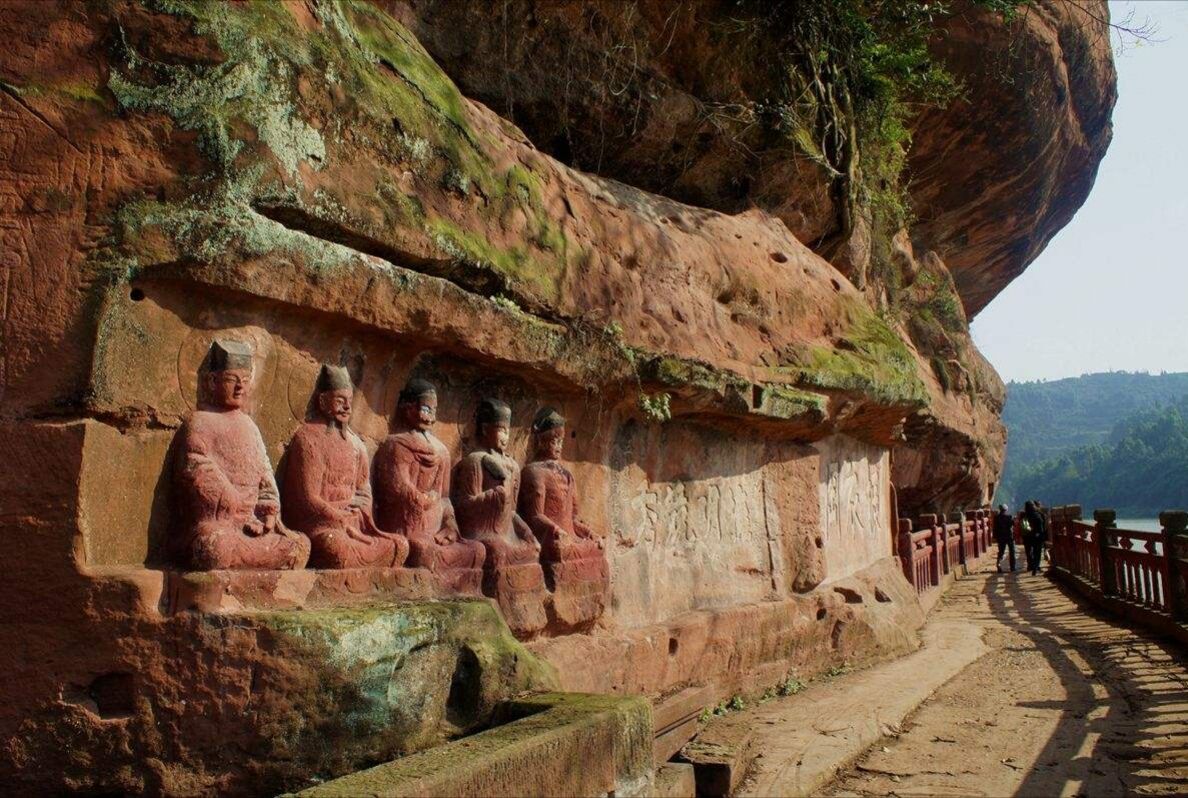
397;0;1115;316
909;0;1117;314
0;0;1112;793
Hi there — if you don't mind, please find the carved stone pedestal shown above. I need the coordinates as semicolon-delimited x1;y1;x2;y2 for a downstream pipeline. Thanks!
545;557;609;632
484;561;549;636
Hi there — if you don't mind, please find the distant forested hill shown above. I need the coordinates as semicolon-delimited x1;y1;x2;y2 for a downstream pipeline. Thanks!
998;371;1188;509
1009;396;1188;516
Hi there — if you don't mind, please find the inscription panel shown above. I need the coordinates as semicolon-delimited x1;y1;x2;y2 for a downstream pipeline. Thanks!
817;435;891;582
606;421;807;628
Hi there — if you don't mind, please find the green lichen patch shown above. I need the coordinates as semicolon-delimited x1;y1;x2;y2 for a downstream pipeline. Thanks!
105;0;575;308
779;303;927;406
635;353;828;423
427;216;563;304
108;3;325;175
1;78;108;105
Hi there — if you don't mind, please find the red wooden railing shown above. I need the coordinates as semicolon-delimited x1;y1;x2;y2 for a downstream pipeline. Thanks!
897;519;935;594
1049;506;1188;633
896;507;993;596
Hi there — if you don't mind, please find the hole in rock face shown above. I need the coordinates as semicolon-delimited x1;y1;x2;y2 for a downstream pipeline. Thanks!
668;637;679;657
770;251;788;264
446;647;483;729
129;288;145;302
830;278;842;292
816;606;827;620
815;536;824;549
874;588;892;603
751;385;765;409
833;586;864;604
89;673;135;719
831;621;846;650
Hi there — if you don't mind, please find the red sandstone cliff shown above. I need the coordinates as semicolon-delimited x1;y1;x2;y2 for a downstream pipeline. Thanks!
0;0;1114;792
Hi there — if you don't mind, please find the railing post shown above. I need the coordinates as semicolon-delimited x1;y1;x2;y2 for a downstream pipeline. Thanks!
919;513;940;586
950;510;959;567
1095;508;1117;596
1160;510;1188;621
937;517;949;575
1058;505;1081;571
964;510;978;560
897;518;914;585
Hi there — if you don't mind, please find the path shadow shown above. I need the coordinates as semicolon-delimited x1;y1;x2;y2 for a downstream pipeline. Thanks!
981;570;1188;796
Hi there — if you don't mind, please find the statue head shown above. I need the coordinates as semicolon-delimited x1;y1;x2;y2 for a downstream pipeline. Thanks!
397;378;437;432
476;398;512;453
204;339;253;410
531;407;565;461
315;364;354;431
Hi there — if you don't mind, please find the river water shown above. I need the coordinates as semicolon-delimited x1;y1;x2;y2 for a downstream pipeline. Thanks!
1114;518;1162;533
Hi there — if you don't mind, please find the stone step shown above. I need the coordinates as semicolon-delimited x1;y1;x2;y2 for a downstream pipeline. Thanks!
653;685;716;765
677;718;756;798
653;762;697;798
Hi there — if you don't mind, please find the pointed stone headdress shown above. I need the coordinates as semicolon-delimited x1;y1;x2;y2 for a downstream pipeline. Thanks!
476;397;512;426
532;407;565;433
207;339;253;372
398;378;437;404
316;364;353;393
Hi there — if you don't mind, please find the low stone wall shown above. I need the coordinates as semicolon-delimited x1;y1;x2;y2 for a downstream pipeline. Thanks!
532;556;924;703
296;693;654;798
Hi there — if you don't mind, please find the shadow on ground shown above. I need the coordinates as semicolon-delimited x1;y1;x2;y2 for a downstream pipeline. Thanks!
986;571;1188;796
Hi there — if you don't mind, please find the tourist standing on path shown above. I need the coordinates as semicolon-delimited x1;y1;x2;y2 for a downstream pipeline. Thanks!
1023;500;1047;576
994;504;1016;572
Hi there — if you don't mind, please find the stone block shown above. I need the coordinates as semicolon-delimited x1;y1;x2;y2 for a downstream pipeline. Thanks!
298;693;654;797
653;762;697;798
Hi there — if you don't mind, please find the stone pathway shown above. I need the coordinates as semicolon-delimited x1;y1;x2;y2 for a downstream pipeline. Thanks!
825;570;1188;797
730;618;988;797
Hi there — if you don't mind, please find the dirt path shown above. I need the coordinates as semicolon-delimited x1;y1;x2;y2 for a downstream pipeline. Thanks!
827;570;1188;797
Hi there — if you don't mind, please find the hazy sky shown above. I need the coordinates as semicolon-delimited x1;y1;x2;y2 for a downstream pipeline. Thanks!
969;1;1188;384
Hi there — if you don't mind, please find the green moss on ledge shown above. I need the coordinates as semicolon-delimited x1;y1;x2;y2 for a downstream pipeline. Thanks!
105;0;572;309
779;305;927;406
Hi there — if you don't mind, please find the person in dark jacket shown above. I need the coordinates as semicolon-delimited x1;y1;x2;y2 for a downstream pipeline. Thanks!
993;504;1016;572
1023;500;1047;575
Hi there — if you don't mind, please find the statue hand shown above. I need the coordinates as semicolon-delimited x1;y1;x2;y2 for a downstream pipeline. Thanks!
244;520;266;537
434;528;457;546
261;513;278;535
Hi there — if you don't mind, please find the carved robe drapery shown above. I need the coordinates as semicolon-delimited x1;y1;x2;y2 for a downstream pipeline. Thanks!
282;422;406;568
373;430;485;575
175;409;310;570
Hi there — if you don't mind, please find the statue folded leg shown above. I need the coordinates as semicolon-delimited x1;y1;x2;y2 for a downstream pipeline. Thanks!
408;536;486;594
190;522;311;571
309;529;405;569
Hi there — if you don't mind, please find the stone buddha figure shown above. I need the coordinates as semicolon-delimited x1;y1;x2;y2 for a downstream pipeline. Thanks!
281;365;408;569
373;378;485;593
452;398;548;635
173;339;311;570
519;407;609;630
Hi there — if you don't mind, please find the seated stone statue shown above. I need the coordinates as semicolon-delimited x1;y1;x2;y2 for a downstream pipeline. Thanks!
174;339;310;570
373;378;485;593
519;407;609;630
453;398;547;635
282;365;407;569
